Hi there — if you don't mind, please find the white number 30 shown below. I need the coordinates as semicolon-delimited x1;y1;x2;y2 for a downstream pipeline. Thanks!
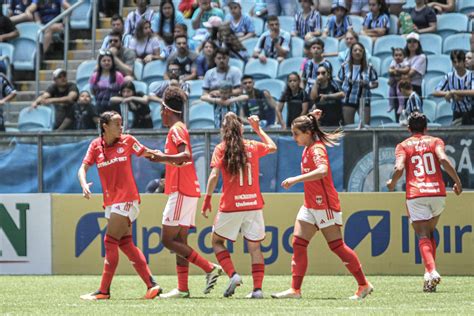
411;152;436;177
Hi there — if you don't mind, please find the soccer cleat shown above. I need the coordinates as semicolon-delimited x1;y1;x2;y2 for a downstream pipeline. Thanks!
245;289;264;299
223;273;243;298
203;264;223;294
144;284;163;299
159;288;190;299
423;272;433;292
429;270;441;292
80;290;110;300
349;282;374;300
271;288;302;299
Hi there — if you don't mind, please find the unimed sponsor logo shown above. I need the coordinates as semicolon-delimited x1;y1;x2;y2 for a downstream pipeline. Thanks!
0;203;29;259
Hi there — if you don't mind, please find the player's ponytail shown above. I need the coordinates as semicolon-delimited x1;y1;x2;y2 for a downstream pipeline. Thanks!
292;113;343;147
221;112;246;175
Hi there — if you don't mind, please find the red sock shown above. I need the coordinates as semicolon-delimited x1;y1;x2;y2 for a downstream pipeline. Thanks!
328;239;367;286
419;237;435;273
187;249;214;273
291;236;309;291
430;236;436;260
99;234;119;293
252;263;265;290
215;250;236;277
176;265;189;292
119;235;154;288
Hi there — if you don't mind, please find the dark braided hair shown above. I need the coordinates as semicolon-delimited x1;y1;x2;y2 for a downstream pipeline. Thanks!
292;112;343;147
221;112;246;175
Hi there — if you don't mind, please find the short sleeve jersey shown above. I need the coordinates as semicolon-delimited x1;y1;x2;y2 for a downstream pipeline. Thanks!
301;141;340;211
82;134;145;207
211;140;271;212
395;134;446;200
164;121;201;197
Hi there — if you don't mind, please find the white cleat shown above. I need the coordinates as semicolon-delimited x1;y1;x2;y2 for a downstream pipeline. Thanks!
159;288;190;299
349;282;374;300
429;270;441;292
271;288;302;299
245;289;264;299
223;273;243;297
423;272;433;292
204;264;223;294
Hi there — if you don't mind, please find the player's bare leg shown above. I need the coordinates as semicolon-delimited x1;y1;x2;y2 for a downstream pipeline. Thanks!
212;233;242;297
246;241;265;299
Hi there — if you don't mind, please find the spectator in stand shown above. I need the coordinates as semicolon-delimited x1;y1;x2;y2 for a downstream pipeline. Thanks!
362;0;390;40
128;20;161;65
385;0;405;16
124;0;156;37
433;50;474;126
219;24;249;62
202;47;242;96
165;35;198;81
398;80;423;125
191;0;224;30
8;0;33;24
57;91;99;130
276;72;309;130
310;64;345;127
27;0;71;54
292;0;322;41
324;30;372;63
98;0;119;18
110;81;153;129
101;15;130;51
323;0;352;40
197;15;223;44
315;0;333;15
266;0;297;16
404;32;426;96
405;0;437;34
31;68;79;129
154;0;185;41
388;48;410;122
174;23;198;51
107;31;136;79
0;9;19;42
89;50;124;115
302;39;333;97
249;0;268;19
0;73;16;132
226;0;255;42
253;15;291;63
349;0;370;16
240;75;278;126
427;0;455;14
148;61;191;104
466;52;473;71
337;42;378;125
196;40;217;79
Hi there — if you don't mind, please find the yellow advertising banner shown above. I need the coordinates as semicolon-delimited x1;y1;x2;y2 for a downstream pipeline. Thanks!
52;193;474;275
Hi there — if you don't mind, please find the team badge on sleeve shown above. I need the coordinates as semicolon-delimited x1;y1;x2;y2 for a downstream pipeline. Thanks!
133;143;142;153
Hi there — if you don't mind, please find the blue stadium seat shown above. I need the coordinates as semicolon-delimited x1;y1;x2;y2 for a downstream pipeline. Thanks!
325;56;341;77
370;56;381;76
373;35;406;63
229;58;245;73
370;100;396;126
132;80;148;94
437;13;469;39
458;0;474;14
18;106;53;131
322;37;338;55
290;37;304;58
80;83;92;93
349;15;364;33
338;35;373;56
134;60;143;80
422;99;437;123
142;60;167;85
150;102;162;128
183;18;195;38
371;77;388;100
241;0;253;15
275;16;294;34
442;33;471;54
251;17;264;36
321;15;328;31
244;58;278;79
16;22;40;41
11;22;40;71
380;57;392;77
426;55;451;82
277;57;304;80
403;0;415;9
189;102;215;129
147;80;163;96
419;34;442;55
435;101;453;126
423;75;444;98
254;79;286;100
0;43;14;76
389;15;398;35
188;79;204;103
70;0;92;29
242;37;259;55
75;60;97;91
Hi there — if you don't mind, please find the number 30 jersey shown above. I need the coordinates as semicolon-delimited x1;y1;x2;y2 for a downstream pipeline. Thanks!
211;140;271;212
395;134;446;199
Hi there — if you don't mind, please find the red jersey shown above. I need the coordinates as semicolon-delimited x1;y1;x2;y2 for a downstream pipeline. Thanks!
395;134;446;199
164;121;201;197
211;140;271;212
83;134;144;207
301;141;340;211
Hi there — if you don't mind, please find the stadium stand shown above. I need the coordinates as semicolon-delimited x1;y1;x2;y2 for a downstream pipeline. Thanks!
277;57;305;80
244;58;279;80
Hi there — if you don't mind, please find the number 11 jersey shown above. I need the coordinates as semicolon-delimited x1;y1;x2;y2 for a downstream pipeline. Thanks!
395;134;446;199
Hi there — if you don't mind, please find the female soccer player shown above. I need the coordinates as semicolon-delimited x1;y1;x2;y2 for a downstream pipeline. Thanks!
148;87;222;298
272;110;373;300
387;112;462;292
78;111;162;300
201;113;277;299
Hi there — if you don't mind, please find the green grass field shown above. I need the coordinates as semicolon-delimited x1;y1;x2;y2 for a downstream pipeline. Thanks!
2;275;473;315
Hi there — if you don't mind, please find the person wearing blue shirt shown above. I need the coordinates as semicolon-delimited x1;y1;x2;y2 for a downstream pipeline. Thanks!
323;0;352;40
292;0;322;40
191;0;224;30
8;0;33;24
153;0;185;39
362;0;390;40
101;15;131;51
253;15;290;63
225;0;255;42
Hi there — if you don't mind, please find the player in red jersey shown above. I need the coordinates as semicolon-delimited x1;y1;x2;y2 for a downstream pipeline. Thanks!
78;111;162;300
272;110;373;300
201;112;277;298
387;112;462;292
148;87;223;298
